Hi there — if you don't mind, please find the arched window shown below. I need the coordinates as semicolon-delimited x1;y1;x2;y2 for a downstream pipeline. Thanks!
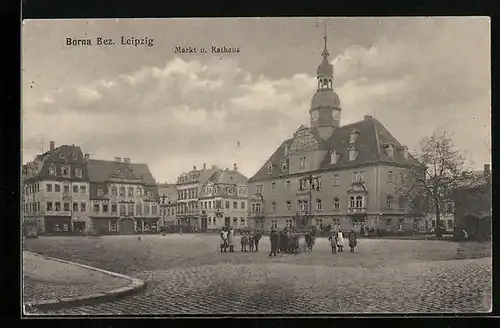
349;196;355;209
356;196;364;208
268;163;273;174
330;150;337;164
281;160;287;171
333;197;340;210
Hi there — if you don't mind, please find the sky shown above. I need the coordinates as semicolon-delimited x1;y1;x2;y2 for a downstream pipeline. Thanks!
22;17;491;183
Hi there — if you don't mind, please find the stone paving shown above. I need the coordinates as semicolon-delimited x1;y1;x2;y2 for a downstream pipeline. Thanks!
23;252;131;304
24;234;492;315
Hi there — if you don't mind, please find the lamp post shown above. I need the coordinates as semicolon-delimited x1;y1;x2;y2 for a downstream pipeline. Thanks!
299;175;321;229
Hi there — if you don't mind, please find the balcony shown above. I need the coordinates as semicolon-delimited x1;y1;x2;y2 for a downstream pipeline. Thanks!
348;207;367;215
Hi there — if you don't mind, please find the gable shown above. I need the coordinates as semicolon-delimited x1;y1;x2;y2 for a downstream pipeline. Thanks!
290;126;320;153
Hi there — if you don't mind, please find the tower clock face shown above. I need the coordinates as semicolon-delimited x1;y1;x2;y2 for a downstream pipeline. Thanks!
332;110;340;121
312;110;319;120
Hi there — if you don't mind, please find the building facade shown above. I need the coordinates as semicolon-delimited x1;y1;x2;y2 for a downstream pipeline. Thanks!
158;183;177;228
453;164;492;241
87;156;160;234
199;164;248;231
22;141;91;234
247;34;422;234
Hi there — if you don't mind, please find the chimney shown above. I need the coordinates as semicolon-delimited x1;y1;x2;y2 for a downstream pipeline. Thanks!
114;157;121;163
84;153;90;160
193;165;197;171
233;163;238;171
123;158;130;164
484;164;490;178
203;163;207;170
49;141;55;151
364;115;373;120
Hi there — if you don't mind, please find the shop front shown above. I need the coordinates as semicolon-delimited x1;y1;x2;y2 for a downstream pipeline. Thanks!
45;216;72;235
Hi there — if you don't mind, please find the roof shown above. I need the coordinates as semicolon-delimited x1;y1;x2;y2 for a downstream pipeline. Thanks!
311;89;340;111
208;169;248;185
86;159;156;185
249;117;420;182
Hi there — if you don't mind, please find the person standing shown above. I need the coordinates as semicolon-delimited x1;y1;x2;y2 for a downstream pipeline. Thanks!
348;229;357;252
254;229;262;252
328;232;337;254
228;227;235;252
337;230;345;252
269;228;279;257
249;231;255;252
241;232;249;252
220;228;228;252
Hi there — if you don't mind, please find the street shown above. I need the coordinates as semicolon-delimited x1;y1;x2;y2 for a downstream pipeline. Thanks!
24;234;492;314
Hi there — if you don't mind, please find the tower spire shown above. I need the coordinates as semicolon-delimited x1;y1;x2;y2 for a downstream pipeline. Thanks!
322;20;329;58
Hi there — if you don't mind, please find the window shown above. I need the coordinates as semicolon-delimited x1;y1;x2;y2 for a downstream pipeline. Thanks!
111;204;117;213
333;174;339;186
386;144;394;157
102;203;108;212
214;200;221;209
119;203;126;215
285;219;292;227
136;188;142;197
119;187;125;197
349;131;358;143
63;224;69;232
152;204;157;214
330;150;337;164
356;196;364;208
46;184;52;192
111;186;117;196
73;152;78;160
281;160;288;171
349;196;355;209
55;202;61;211
144;204;150;215
93;203;100;213
49;166;56;175
359;171;364;182
431;220;436;228
316;199;322;211
256;185;263;194
386;195;393;209
286;180;291;191
128;187;134;197
46;202;53;211
233;217;237;225
333;197;340;210
76;167;83;178
399;172;406;184
252;203;262;213
127;203;134;215
445;202;454;214
110;223;117;232
387;171;393;182
240;218;245;224
268;163;273;174
225;201;229;209
73;185;78;193
286;201;292;211
64;202;70;212
447;220;453;228
271;182;276;192
241;202;245;209
64;185;69;194
299;157;307;169
208;218;212;225
54;224;60;232
284;144;289;155
315;177;322;190
272;201;277;212
55;184;61;192
60;153;65;160
61;166;70;177
133;203;140;215
80;202;86;212
349;149;357;161
271;220;278;229
98;188;104;196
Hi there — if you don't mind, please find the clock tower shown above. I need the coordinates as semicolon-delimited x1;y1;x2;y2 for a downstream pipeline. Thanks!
310;26;341;141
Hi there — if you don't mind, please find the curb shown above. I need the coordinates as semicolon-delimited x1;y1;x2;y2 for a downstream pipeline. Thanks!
23;251;146;312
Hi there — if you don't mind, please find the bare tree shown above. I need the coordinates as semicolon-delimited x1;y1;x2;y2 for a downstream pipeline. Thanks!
396;132;474;238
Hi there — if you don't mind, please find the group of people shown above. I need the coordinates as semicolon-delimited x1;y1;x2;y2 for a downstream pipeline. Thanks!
267;227;316;257
328;229;357;253
220;227;263;253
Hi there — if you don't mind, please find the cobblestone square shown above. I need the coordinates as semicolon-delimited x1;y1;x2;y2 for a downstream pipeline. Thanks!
24;234;492;315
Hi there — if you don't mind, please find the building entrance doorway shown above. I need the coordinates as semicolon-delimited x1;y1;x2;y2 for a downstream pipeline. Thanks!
73;221;86;234
201;217;207;231
120;218;135;234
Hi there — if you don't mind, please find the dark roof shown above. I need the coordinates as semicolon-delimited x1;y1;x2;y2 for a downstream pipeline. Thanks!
249;117;420;182
86;159;156;185
208;170;248;185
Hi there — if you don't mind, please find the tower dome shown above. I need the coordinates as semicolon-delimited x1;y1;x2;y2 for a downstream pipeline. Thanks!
317;55;334;77
311;89;340;110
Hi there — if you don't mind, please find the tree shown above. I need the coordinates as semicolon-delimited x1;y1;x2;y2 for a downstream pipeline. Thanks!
396;132;474;238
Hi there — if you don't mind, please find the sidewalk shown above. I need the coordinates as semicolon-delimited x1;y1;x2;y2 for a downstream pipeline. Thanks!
23;251;145;313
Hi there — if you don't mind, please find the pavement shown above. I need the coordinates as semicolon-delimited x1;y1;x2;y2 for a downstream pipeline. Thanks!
24;235;492;315
23;251;146;313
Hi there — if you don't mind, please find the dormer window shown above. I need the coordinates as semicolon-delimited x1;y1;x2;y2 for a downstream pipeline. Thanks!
268;163;273;175
385;144;394;157
97;188;104;196
401;146;408;159
72;153;78;160
61;166;70;177
75;166;83;178
284;144;289;156
348;146;358;161
330;150;337;164
49;166;56;175
60;153;65;160
281;160;288;171
349;129;359;144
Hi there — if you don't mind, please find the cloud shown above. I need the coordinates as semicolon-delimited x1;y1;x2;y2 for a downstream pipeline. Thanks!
23;22;490;182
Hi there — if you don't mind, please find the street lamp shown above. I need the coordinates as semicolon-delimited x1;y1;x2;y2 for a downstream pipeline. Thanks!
298;175;321;229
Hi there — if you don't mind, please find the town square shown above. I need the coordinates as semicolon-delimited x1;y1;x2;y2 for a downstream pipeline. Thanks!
22;17;491;315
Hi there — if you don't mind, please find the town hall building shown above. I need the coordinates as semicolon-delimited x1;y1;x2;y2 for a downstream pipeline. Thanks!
247;33;423;234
